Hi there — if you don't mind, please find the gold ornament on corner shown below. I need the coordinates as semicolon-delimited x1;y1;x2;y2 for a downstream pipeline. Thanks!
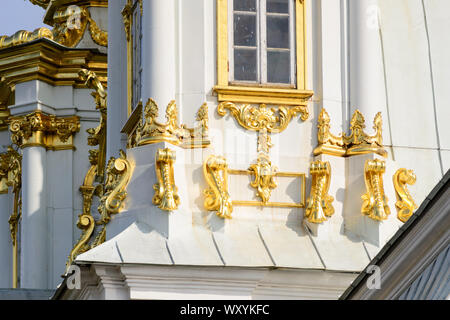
152;148;180;211
314;108;387;158
129;98;210;149
361;159;390;221
393;168;418;223
305;160;334;224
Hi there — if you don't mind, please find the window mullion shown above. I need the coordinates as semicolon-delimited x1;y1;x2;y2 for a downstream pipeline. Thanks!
260;0;267;84
289;0;296;86
228;0;235;82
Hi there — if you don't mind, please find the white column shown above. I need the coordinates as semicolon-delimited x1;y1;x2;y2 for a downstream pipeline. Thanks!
142;0;177;122
0;192;12;288
107;0;127;159
20;146;48;289
349;0;389;142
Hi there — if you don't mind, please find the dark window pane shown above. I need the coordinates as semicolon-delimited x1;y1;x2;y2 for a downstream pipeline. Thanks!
267;51;290;83
234;14;257;46
267;16;289;49
234;49;257;81
267;0;289;13
234;0;256;12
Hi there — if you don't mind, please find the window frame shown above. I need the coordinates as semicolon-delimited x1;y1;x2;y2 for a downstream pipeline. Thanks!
215;0;313;106
228;0;296;87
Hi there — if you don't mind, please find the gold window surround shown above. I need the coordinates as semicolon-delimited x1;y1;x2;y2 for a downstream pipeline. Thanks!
122;0;143;117
214;0;313;106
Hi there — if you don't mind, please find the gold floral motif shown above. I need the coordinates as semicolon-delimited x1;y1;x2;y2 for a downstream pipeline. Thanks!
217;102;309;134
98;150;133;224
133;98;210;148
203;155;233;219
305;161;334;224
249;156;278;204
393;168;418;223
153;148;180;211
361;159;390;221
9;111;80;150
314;108;387;157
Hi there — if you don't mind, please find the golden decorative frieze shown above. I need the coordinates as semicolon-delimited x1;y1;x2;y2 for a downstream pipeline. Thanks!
203;155;233;219
9;111;80;150
98;150;133;224
153;148;180;211
393;168;418;223
314;108;387;157
361;159;390;221
131;98;210;149
305;160;334;224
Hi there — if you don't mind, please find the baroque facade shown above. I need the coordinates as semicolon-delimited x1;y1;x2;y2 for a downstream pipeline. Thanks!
0;0;448;300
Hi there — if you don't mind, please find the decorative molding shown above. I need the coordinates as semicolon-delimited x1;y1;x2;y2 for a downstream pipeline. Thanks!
153;148;180;211
314;108;387;158
361;159;390;221
305;160;334;224
130;98;210;149
52;6;89;47
393;168;418;223
203;155;233;219
9;111;80;150
98;150;133;224
29;0;51;9
87;12;108;47
0;28;54;49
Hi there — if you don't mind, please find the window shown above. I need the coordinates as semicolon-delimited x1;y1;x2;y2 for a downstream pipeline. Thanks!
230;0;295;86
215;0;312;106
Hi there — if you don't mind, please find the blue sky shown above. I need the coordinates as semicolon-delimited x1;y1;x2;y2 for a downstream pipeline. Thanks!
0;1;49;36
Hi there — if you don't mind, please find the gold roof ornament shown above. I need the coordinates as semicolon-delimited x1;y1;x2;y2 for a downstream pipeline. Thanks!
314;108;387;157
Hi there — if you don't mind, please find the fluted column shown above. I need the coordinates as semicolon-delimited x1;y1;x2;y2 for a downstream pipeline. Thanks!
141;0;176;122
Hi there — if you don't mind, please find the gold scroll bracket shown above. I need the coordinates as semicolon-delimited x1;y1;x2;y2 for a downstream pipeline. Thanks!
153;148;180;211
361;159;390;221
305;160;334;224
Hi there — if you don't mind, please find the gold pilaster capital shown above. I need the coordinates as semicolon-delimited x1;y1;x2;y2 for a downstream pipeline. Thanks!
9;111;80;150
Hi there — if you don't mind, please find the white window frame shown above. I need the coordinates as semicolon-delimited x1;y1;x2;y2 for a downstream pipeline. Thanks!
228;0;296;87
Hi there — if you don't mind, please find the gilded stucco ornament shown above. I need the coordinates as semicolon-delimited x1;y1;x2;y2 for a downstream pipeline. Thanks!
133;98;210;148
0;146;22;288
203;155;233;219
249;156;278;204
314;108;387;157
98;150;133;224
153;148;180;211
361;159;390;221
87;12;108;47
305;160;334;224
0;28;54;49
393;168;418;223
29;0;51;9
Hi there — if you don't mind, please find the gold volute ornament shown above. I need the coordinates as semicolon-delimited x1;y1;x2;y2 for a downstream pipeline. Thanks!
153;148;180;211
98;150;133;224
305;160;334;224
203;155;233;219
314;108;387;157
361;159;390;221
393;168;418;223
132;98;210;148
